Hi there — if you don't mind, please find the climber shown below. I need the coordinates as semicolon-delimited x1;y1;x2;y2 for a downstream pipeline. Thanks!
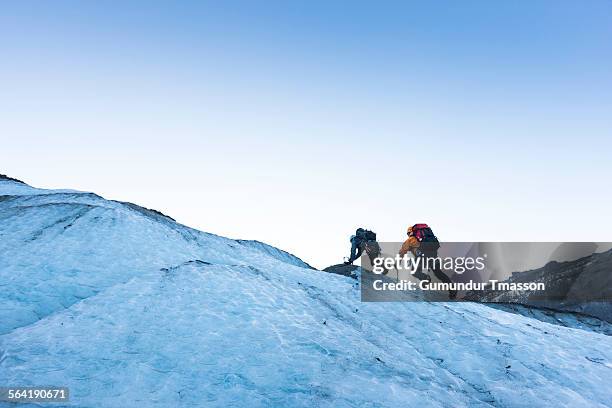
345;228;385;273
399;224;456;299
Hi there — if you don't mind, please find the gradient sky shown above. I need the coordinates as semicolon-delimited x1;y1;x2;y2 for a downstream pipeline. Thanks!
1;1;611;268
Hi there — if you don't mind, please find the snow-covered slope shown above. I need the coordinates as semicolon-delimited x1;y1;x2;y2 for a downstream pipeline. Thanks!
236;239;314;269
1;178;611;407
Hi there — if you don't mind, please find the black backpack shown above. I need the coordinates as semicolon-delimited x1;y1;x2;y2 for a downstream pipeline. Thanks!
359;229;376;241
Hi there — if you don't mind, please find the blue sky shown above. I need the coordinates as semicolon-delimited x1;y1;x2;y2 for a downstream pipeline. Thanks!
1;1;611;267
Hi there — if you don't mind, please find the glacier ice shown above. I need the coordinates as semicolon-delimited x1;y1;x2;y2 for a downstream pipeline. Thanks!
0;178;611;407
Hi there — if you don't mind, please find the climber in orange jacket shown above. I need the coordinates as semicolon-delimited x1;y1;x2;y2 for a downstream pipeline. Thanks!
399;224;456;299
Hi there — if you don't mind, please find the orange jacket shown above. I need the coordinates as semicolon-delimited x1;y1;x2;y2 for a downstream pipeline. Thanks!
399;236;420;257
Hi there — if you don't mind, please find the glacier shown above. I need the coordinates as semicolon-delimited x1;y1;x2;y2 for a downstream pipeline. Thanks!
0;177;611;407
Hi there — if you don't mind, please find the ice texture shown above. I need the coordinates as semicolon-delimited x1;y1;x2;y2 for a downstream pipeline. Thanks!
1;179;611;407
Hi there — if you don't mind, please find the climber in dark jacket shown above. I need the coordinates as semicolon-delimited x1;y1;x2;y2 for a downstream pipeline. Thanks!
345;228;383;270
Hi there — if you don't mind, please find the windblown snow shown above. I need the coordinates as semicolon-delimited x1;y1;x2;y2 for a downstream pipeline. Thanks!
0;179;610;407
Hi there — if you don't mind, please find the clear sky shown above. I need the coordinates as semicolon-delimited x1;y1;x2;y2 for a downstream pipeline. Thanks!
1;1;611;268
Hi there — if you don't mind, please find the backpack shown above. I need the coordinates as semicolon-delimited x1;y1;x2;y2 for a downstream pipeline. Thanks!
412;224;440;252
364;230;377;241
356;228;377;242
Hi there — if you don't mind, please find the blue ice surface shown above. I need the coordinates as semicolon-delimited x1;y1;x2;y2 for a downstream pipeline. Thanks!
0;179;611;407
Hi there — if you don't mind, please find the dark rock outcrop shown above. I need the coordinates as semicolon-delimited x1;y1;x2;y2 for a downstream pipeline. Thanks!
465;248;612;323
323;263;359;278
